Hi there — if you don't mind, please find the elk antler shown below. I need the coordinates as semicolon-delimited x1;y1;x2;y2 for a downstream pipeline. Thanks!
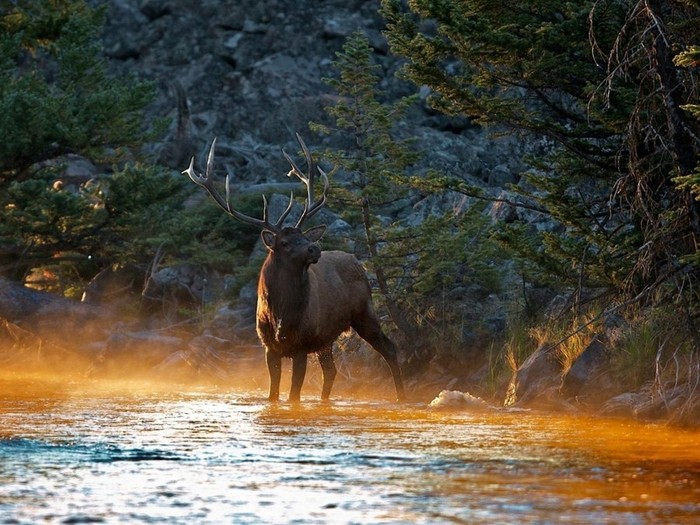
283;133;329;228
183;138;294;233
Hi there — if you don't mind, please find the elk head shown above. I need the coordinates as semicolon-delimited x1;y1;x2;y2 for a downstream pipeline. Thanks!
183;133;330;263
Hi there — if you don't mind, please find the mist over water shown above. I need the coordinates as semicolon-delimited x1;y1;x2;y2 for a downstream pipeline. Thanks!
1;378;699;524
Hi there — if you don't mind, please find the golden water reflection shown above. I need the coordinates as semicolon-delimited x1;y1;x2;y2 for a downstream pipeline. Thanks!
1;378;699;524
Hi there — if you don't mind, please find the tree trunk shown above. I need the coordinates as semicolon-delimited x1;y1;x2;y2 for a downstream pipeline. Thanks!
360;197;420;343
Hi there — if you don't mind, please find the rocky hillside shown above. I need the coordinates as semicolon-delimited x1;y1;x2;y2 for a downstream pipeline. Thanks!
100;0;528;192
80;5;513;336
96;0;543;331
84;1;578;403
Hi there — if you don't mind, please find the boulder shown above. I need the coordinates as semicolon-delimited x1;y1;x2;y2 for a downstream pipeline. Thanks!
428;389;492;411
0;277;105;344
81;264;145;306
561;336;612;401
0;276;84;321
92;329;185;377
508;344;565;408
600;392;643;418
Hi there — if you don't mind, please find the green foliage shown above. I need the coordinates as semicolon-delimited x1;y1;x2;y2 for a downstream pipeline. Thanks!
382;0;700;315
0;161;260;293
673;46;700;205
100;166;261;296
171;191;264;286
380;205;501;295
312;32;419;202
2;175;104;250
313;31;502;344
0;0;258;296
311;32;421;339
381;0;629;296
101;164;188;263
0;0;158;289
0;1;156;179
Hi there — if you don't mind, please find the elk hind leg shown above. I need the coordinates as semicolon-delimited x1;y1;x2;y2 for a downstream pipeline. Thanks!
352;314;405;402
317;347;337;401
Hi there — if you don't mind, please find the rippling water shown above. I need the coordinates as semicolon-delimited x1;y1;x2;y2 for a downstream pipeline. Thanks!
1;379;699;524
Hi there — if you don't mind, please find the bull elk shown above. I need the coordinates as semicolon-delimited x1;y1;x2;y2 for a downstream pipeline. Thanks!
183;134;405;402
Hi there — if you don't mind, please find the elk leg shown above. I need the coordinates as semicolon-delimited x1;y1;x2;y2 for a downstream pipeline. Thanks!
289;354;308;402
266;349;282;402
317;347;337;401
353;316;406;402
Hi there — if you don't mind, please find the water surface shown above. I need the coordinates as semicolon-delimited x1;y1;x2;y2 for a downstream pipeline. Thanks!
1;379;699;524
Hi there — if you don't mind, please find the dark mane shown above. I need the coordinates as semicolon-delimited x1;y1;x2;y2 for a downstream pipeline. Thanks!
257;255;309;350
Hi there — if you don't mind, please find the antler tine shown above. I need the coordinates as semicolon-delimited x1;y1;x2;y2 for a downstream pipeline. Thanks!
282;133;329;228
282;149;303;180
271;191;296;228
184;138;226;211
183;138;279;232
308;165;329;210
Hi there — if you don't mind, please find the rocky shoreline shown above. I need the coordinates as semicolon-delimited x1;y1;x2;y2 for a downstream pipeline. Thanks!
2;274;698;426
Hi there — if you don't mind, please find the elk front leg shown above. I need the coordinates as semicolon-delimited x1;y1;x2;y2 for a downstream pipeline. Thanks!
289;354;308;402
266;349;282;402
317;347;337;401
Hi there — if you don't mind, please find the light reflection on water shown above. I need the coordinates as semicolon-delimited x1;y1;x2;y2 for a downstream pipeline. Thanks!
1;380;699;524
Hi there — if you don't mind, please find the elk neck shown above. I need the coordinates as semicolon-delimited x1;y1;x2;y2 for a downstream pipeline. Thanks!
258;254;312;338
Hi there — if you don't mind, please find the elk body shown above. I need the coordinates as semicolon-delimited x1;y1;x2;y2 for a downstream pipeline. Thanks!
184;134;405;402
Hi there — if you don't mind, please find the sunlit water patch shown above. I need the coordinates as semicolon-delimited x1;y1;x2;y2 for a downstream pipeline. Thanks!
1;380;699;524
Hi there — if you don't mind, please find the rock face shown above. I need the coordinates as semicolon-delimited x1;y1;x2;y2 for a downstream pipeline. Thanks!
102;0;381;169
98;0;532;191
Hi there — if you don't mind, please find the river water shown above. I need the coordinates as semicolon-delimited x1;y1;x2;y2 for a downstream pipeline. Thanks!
1;379;699;524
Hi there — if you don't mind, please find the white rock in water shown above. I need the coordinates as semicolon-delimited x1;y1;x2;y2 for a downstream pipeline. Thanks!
428;390;491;411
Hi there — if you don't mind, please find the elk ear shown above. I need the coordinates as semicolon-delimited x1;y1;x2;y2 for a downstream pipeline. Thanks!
261;230;276;250
304;224;326;242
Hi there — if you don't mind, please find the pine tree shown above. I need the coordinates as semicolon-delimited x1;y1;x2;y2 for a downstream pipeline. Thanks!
672;42;700;197
382;0;700;316
0;1;256;296
0;1;154;179
312;32;502;354
311;32;420;341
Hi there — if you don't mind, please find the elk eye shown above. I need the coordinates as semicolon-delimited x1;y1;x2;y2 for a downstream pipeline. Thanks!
280;240;289;248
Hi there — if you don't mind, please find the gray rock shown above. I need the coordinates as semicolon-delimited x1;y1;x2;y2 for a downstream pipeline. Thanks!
489;199;518;224
509;344;564;407
561;337;613;401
